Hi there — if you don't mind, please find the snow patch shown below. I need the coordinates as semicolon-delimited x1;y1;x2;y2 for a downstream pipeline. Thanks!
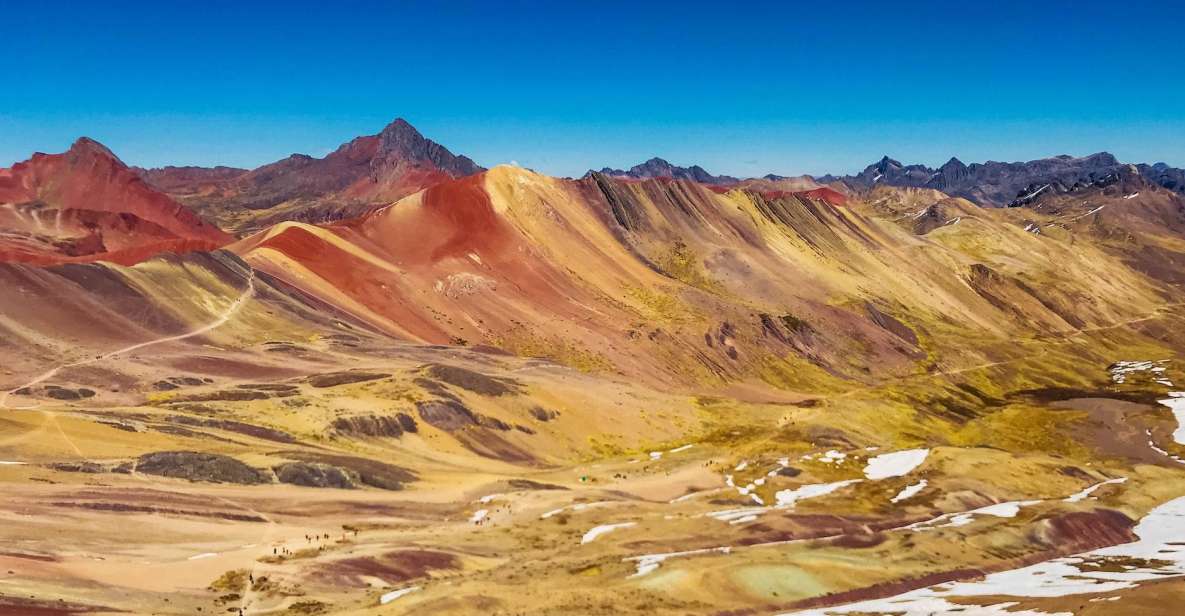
581;522;636;544
1065;477;1127;503
1019;184;1050;201
1109;359;1169;384
906;500;1041;531
380;586;421;605
626;546;731;578
891;480;928;504
863;449;929;480
775;479;862;509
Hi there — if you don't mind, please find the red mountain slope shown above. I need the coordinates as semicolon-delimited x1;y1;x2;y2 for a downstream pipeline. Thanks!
0;138;230;265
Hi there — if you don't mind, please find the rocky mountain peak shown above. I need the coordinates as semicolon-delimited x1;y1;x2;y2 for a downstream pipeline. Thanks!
373;117;483;176
66;137;122;165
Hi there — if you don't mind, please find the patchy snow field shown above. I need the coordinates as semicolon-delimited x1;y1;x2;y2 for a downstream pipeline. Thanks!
790;495;1185;615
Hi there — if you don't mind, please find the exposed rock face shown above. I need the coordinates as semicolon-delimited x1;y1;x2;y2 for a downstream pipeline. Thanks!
135;451;269;484
1031;509;1137;553
414;399;532;463
422;364;520;396
331;413;418;438
153;376;208;391
306;371;390;388
166;415;297;443
42;385;96;400
280;452;415;490
931;157;970;190
274;462;356;489
1138;161;1185;192
396;413;419;433
46;461;106;473
415;399;512;432
375;118;483;177
530;407;560;422
416;399;483;431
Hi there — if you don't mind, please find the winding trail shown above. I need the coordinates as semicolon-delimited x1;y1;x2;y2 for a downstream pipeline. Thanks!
0;271;282;614
0;273;256;410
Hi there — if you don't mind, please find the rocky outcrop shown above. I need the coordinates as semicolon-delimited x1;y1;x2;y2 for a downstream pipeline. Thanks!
306;371;390;388
422;364;521;396
530;407;560;422
415;400;533;463
274;462;356;489
331;413;418;438
415;399;513;432
279;452;415;490
1030;509;1137;553
43;385;96;400
166;415;297;443
45;461;106;473
135;451;269;484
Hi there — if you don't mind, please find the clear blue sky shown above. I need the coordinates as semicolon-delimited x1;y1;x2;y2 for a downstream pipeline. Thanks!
3;0;1182;177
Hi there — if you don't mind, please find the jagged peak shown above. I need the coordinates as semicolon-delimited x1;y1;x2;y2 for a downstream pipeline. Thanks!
378;117;423;139
368;117;483;175
67;137;122;164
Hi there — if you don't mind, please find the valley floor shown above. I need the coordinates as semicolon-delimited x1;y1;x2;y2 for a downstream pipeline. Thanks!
3;299;1185;615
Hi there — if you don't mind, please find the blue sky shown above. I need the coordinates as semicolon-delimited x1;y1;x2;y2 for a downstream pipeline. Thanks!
3;0;1182;177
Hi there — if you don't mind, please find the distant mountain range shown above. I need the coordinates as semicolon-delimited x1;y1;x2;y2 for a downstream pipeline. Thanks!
592;152;1185;208
818;152;1185;207
592;157;740;185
